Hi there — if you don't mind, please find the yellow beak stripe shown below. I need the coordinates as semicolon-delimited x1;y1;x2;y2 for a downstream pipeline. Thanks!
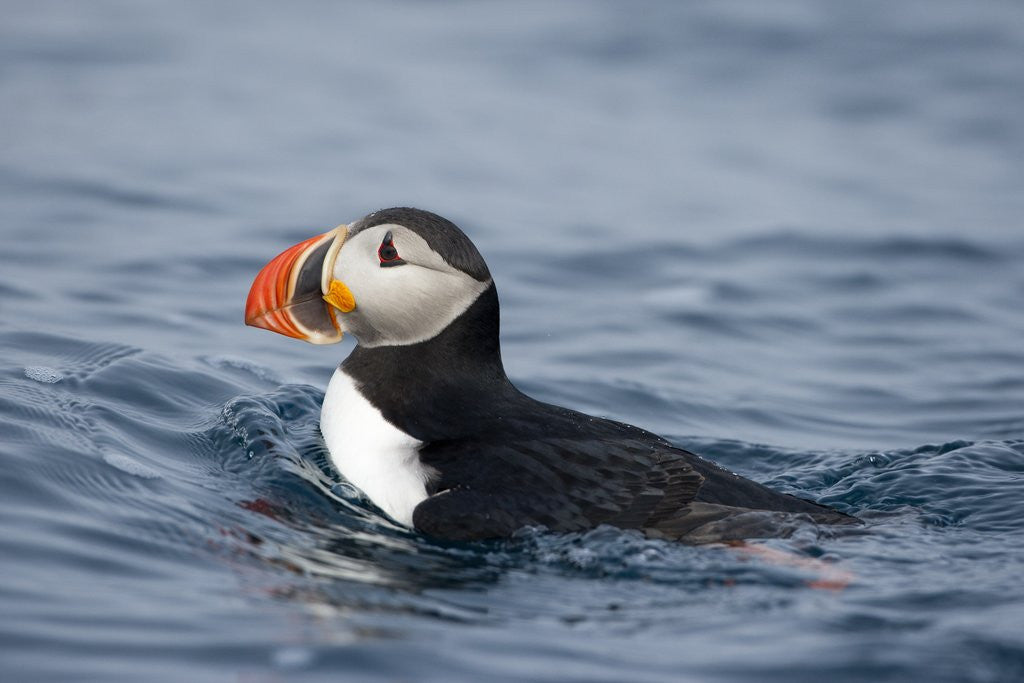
323;279;356;313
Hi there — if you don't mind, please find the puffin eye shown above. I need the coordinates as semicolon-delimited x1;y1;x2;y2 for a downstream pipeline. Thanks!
378;231;405;267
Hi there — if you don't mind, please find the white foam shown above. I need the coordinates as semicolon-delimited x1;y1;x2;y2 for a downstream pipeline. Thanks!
103;452;161;479
24;366;63;384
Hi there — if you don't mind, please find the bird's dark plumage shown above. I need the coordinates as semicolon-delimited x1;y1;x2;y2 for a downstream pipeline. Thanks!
343;275;856;542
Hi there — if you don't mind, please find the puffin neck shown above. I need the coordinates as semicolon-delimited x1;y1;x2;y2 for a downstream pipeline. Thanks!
341;282;509;393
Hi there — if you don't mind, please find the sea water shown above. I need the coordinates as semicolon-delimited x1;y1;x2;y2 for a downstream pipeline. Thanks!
2;1;1022;681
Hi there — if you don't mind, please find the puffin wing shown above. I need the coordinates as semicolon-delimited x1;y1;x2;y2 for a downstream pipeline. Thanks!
413;436;705;541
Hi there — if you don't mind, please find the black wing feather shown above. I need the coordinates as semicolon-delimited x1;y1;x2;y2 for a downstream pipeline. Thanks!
413;436;705;541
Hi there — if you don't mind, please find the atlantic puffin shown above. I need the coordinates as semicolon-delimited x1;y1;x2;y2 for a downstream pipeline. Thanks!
245;208;856;542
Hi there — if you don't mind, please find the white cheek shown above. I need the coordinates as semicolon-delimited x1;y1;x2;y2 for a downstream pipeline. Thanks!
334;249;377;304
330;229;490;346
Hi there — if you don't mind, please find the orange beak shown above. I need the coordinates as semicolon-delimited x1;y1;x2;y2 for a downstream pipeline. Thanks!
244;226;349;344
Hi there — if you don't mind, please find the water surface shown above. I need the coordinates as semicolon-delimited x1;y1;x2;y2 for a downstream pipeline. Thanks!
2;1;1023;681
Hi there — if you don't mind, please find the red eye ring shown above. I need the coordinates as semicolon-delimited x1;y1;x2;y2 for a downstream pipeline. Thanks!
378;230;402;264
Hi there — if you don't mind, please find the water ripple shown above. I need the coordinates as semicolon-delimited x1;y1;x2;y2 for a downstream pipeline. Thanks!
2;1;1024;679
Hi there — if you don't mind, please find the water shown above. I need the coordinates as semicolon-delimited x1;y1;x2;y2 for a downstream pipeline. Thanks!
2;1;1023;681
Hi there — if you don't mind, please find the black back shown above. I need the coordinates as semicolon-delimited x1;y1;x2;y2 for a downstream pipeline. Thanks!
341;281;855;539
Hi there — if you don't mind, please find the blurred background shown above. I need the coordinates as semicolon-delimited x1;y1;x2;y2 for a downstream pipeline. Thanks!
2;2;1023;681
3;0;1022;448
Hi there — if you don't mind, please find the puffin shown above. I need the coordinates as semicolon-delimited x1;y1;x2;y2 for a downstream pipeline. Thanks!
245;208;856;542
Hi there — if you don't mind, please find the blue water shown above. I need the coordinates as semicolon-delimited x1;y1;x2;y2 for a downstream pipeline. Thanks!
2;1;1023;681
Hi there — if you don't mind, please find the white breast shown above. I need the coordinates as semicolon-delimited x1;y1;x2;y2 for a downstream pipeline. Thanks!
320;369;430;526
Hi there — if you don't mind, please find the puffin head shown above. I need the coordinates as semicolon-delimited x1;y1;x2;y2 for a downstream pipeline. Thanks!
245;208;493;347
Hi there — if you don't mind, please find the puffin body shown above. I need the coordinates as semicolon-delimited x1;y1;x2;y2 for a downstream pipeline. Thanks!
246;208;856;542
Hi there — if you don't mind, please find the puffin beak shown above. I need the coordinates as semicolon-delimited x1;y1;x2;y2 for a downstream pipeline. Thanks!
244;225;352;344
